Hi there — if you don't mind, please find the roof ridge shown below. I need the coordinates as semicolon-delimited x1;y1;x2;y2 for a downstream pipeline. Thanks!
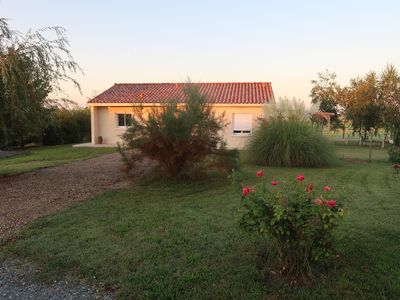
114;82;272;85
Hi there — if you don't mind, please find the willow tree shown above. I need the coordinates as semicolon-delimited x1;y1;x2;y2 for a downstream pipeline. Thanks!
0;18;81;149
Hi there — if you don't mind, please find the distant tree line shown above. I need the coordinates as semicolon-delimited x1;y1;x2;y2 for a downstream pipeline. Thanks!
311;65;400;161
0;18;85;149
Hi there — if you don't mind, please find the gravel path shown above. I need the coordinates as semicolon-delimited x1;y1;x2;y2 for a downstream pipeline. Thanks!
0;259;113;299
0;152;147;239
0;153;152;299
0;150;25;159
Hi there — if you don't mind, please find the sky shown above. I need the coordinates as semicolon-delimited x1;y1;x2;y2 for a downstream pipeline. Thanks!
1;0;400;106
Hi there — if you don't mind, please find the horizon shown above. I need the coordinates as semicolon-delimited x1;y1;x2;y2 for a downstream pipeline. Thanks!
2;0;400;106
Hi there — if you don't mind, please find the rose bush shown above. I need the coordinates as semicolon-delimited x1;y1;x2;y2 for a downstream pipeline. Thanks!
238;171;345;283
392;163;400;175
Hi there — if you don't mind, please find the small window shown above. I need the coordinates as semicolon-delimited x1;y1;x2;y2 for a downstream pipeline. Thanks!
232;113;252;135
117;114;133;127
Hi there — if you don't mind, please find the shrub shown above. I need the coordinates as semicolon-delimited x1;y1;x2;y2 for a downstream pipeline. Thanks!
42;108;91;145
238;171;345;283
118;83;239;178
388;145;400;163
247;119;335;167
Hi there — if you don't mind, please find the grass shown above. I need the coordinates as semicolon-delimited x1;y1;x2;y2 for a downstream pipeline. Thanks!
0;145;116;176
334;144;390;162
2;145;400;299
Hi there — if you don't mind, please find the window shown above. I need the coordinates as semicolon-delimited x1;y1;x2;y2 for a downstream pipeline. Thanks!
117;114;133;127
232;113;252;135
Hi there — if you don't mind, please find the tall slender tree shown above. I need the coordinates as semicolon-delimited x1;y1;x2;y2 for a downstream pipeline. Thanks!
346;72;382;161
379;64;400;146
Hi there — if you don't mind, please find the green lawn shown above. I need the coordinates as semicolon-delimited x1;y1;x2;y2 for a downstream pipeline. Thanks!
0;145;116;176
2;145;400;299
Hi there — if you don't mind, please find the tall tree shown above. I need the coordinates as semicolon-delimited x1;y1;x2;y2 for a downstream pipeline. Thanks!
379;64;400;146
0;18;81;148
346;72;382;161
310;70;345;131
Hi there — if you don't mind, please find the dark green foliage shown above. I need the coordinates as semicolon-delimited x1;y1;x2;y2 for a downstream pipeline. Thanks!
247;119;335;167
0;18;80;149
42;108;90;145
0;52;51;147
118;84;239;178
388;145;400;163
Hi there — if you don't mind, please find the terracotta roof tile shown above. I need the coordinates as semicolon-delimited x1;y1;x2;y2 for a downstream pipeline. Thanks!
88;82;275;105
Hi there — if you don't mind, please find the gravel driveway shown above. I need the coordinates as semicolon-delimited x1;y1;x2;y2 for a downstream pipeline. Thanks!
0;259;113;300
0;152;143;239
0;152;152;299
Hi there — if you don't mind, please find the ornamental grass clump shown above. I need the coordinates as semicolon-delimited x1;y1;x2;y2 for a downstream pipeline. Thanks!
238;171;345;284
248;119;335;167
247;97;335;167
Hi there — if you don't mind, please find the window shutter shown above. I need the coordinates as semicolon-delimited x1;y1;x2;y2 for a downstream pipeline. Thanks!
233;114;252;134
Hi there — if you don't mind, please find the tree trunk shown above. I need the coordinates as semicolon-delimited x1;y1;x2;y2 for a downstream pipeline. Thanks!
342;124;345;139
382;132;387;148
359;117;364;146
368;129;374;163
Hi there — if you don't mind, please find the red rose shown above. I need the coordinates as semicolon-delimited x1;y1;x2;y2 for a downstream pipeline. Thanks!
242;186;251;197
315;198;323;206
296;175;305;181
256;170;265;177
328;200;336;208
307;183;314;191
271;181;278;186
324;186;331;191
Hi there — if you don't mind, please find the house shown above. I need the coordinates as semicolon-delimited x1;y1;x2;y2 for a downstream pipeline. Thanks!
87;82;275;149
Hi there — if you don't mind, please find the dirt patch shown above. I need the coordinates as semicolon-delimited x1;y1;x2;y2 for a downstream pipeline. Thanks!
0;153;147;239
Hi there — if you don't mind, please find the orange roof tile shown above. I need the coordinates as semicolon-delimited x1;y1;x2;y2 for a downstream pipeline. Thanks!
88;82;275;104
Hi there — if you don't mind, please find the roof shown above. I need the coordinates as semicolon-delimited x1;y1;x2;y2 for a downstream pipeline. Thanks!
313;112;335;122
88;82;275;105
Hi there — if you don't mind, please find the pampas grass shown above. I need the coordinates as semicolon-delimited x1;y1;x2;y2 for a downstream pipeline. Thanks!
248;98;335;168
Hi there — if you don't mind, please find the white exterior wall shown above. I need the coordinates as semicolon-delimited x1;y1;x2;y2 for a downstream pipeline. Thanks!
89;104;268;149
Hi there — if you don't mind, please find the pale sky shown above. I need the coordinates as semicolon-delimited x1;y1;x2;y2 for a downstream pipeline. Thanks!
2;0;400;106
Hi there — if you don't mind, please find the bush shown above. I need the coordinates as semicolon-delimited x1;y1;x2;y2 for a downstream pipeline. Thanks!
42;108;90;145
118;83;239;178
388;145;400;163
238;171;345;282
247;118;335;167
